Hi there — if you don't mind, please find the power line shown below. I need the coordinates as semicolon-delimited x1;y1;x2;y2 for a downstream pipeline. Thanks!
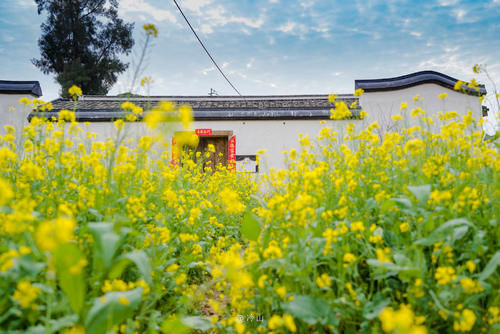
171;0;243;96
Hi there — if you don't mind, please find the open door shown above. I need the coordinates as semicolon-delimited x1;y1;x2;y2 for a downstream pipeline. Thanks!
196;135;229;170
172;130;234;171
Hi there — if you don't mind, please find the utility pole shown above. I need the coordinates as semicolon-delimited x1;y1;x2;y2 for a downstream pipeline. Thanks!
208;88;218;96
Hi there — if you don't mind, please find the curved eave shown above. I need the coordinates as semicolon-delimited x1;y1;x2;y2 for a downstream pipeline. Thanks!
0;80;42;97
355;71;486;96
28;108;362;122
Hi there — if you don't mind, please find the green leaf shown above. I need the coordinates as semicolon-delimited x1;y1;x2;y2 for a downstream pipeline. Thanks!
241;212;261;241
429;290;445;310
366;259;418;274
89;223;121;271
49;315;79;332
407;184;431;204
182;316;214;331
392;198;413;210
282;295;330;325
415;218;475;246
363;297;390;320
479;251;500;281
24;325;45;334
452;225;469;242
161;318;190;334
54;243;86;315
84;288;143;334
258;258;285;270
380;199;396;214
109;250;152;285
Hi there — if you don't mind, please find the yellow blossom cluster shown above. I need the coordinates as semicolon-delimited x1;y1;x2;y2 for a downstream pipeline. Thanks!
0;92;498;333
379;305;427;333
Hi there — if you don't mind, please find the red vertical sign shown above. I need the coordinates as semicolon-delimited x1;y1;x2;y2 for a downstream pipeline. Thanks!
228;136;236;171
171;136;179;167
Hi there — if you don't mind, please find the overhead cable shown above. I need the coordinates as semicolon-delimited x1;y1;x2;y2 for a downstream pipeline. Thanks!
171;0;243;96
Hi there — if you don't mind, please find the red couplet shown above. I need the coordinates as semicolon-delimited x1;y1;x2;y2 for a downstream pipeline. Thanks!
171;136;179;166
228;136;236;171
195;128;213;136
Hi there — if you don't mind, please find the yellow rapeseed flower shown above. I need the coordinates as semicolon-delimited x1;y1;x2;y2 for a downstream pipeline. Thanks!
316;273;331;288
143;24;158;37
118;296;130;306
59;109;76;123
0;178;13;206
343;253;356;264
35;217;76;252
276;286;287;300
460;278;483;294
68;85;82;98
434;266;456;285
283;314;297;332
453;309;476;332
268;315;282;330
13;281;41;308
354;88;364;96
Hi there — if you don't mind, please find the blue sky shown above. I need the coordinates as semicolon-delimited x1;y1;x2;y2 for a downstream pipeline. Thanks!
1;0;499;112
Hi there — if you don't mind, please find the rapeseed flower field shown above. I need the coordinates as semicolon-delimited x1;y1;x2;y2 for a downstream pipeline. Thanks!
0;84;499;334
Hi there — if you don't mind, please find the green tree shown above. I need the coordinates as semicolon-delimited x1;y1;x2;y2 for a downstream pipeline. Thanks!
32;0;134;97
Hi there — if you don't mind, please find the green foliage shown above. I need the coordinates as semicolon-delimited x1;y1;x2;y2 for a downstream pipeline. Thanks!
241;212;261;241
54;243;86;315
32;0;134;97
84;288;143;334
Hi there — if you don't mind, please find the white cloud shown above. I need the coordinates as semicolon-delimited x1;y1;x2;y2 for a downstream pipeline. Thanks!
443;46;459;53
2;34;15;43
200;24;214;34
201;66;215;75
18;0;35;8
120;0;177;23
182;0;214;13
437;0;460;6
277;21;296;33
277;21;310;39
246;58;255;69
269;0;280;3
453;8;479;23
410;31;422;38
196;5;265;35
416;47;483;79
300;0;316;9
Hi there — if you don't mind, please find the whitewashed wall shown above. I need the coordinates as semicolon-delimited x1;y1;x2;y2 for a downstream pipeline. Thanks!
75;119;364;173
0;94;36;148
359;83;482;135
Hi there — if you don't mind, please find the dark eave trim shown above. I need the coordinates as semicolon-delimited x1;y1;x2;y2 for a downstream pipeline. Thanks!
28;108;361;122
0;80;42;97
355;70;486;96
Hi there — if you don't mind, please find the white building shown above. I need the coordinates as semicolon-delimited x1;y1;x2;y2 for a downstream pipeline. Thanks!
0;80;43;144
356;71;486;135
26;71;486;172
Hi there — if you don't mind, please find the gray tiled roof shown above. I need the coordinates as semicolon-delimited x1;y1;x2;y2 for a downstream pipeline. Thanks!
31;94;362;121
355;71;487;96
0;80;42;97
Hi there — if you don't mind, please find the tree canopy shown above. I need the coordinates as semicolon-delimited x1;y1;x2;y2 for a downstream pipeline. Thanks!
32;0;134;97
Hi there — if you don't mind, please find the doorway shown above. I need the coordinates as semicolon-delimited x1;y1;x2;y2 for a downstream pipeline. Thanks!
196;135;229;170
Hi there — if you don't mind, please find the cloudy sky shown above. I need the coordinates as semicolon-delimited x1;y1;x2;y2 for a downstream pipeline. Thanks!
1;0;499;112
